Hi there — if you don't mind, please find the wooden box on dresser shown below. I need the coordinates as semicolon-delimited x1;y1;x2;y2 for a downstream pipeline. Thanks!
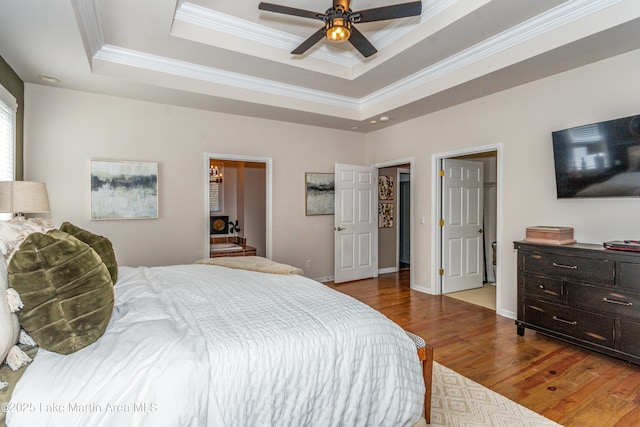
514;240;640;365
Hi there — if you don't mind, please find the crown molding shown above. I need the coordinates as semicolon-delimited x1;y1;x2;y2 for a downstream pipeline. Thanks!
93;44;361;111
174;0;457;70
367;0;456;51
175;2;293;51
77;0;624;120
174;1;356;68
361;0;624;109
71;0;105;58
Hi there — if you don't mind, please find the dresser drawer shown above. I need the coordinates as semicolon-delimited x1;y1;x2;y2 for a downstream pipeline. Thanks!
619;319;640;356
567;283;640;321
617;262;640;290
522;252;614;285
524;298;614;346
523;274;562;302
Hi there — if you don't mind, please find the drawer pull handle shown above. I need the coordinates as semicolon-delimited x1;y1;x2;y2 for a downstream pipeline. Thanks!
538;284;545;289
552;262;577;270
603;298;632;307
552;316;577;326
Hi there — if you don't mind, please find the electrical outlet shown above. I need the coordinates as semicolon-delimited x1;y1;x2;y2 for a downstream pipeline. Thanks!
306;260;311;268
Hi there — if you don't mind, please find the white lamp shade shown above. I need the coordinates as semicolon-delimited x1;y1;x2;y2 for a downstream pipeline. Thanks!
0;181;51;214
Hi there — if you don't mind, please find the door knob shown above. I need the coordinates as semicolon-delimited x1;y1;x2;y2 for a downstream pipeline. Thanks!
479;228;483;233
335;227;345;231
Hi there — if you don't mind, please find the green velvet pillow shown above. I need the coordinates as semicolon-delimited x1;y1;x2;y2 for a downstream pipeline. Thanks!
60;222;118;284
7;230;114;355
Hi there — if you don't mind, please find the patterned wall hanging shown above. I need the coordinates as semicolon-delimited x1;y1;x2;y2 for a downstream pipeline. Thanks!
378;202;394;228
378;175;394;200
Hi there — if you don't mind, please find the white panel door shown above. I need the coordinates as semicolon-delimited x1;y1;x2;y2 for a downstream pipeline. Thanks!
334;163;377;283
441;159;484;293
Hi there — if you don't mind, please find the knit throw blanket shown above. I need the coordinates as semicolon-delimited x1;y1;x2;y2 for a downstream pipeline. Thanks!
194;256;303;275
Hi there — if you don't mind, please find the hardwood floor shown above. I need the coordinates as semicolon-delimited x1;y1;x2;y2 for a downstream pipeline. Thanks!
326;271;640;427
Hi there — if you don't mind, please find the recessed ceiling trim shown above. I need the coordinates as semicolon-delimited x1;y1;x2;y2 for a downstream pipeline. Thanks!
175;1;356;68
71;0;105;58
175;2;293;52
349;0;494;79
93;44;361;111
174;0;456;71
361;0;626;110
77;0;626;122
366;0;456;51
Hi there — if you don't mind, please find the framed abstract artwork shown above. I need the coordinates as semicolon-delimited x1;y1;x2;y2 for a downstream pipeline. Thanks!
378;175;394;200
305;173;335;215
91;160;158;220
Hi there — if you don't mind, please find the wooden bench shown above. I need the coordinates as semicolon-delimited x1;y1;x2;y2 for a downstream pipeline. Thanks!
406;331;433;424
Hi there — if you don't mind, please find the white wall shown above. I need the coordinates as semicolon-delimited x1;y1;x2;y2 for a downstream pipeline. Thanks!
365;48;640;318
23;85;365;279
21;48;640;311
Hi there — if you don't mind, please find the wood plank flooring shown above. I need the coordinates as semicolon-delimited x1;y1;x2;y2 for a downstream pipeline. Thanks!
326;270;640;427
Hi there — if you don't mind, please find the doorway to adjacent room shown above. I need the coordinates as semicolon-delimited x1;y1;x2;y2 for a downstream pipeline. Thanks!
375;159;412;279
204;153;272;260
434;146;500;312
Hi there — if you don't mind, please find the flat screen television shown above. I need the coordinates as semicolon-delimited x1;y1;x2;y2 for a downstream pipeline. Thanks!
552;114;640;198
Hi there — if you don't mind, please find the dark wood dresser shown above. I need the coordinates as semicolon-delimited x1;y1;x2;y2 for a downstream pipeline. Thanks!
514;240;640;365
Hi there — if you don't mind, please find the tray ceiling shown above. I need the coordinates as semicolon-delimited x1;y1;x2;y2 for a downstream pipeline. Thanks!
1;0;640;132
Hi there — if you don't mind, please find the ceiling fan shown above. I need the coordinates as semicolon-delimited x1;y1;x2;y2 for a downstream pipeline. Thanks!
258;0;422;58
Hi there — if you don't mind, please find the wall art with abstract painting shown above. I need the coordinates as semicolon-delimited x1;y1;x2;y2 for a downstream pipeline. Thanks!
305;173;334;215
91;160;158;220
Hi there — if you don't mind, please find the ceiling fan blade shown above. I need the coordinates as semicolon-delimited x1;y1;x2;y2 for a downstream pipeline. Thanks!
258;2;323;20
349;26;377;58
355;1;422;23
292;27;326;55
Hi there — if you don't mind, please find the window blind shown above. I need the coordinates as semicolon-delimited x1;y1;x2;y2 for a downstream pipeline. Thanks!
0;84;17;220
210;182;222;212
209;164;223;213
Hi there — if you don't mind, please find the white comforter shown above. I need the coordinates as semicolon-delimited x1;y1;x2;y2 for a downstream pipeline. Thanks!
8;264;424;426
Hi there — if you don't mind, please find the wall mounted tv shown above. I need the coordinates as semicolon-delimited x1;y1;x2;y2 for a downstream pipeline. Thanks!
552;114;640;198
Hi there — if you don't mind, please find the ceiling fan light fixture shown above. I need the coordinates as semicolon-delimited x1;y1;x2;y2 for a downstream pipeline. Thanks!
259;1;422;56
325;18;351;42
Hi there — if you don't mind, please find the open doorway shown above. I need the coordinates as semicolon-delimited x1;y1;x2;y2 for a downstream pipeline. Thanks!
434;147;500;311
204;153;272;260
376;161;412;277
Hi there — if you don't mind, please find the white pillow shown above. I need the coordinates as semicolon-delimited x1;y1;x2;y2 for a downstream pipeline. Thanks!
0;257;20;363
0;218;49;372
0;217;54;261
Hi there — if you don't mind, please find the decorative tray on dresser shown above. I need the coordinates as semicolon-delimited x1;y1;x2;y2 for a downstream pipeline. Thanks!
514;240;640;365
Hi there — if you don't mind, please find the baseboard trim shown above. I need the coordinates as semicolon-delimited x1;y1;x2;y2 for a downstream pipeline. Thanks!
378;266;399;275
411;284;433;295
497;309;516;320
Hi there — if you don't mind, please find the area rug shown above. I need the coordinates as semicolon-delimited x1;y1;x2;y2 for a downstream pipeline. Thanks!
427;362;561;427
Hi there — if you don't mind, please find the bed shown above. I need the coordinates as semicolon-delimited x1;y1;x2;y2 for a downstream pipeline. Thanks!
3;259;427;426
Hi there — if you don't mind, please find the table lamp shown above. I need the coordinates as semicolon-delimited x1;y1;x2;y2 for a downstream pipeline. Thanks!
0;181;51;219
